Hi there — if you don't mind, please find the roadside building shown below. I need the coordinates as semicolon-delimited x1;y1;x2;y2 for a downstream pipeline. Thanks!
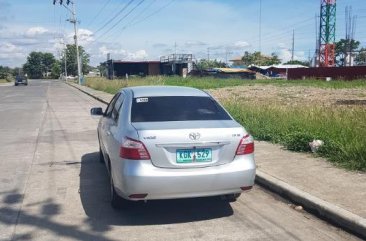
103;60;161;79
102;54;194;79
249;64;308;78
209;68;256;79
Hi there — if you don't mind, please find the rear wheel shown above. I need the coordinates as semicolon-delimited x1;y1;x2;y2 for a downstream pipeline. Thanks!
99;147;105;163
221;193;241;202
110;173;122;209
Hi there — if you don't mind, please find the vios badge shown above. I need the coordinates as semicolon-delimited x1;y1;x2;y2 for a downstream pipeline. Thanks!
189;132;201;140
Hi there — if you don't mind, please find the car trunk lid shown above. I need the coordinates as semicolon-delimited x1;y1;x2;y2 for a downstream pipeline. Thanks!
132;120;246;169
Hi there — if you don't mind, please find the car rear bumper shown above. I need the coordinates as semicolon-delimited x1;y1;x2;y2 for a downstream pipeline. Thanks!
112;155;255;200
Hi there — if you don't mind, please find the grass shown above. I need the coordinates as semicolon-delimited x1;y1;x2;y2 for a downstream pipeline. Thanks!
0;79;10;83
85;76;366;94
225;101;366;171
85;76;253;94
84;76;366;171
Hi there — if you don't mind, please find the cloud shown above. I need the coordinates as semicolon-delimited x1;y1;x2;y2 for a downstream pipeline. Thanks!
231;41;250;49
152;43;168;48
78;29;95;45
0;42;25;61
184;41;208;48
130;50;148;60
97;45;148;61
24;27;49;38
276;48;306;63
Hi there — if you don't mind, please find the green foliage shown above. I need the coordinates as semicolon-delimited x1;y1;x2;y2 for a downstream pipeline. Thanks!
242;51;281;66
23;52;56;78
284;60;309;66
196;59;228;70
85;76;366;95
97;64;107;77
355;47;366;66
85;76;251;94
51;61;61;79
0;65;12;79
225;102;366;171
335;38;360;66
61;44;90;76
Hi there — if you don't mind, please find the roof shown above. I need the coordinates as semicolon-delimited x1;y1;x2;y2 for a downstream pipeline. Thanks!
212;68;255;73
125;86;208;98
229;56;243;61
249;64;308;70
110;60;161;64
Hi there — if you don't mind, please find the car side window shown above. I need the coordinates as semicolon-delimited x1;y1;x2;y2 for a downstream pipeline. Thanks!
112;93;124;122
105;93;120;118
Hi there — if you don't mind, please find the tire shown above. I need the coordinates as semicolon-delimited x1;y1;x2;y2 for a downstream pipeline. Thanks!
221;193;241;202
99;147;105;163
15;83;18;86
110;173;124;209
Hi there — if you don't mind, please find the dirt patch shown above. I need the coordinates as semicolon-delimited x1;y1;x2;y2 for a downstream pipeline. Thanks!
208;85;366;107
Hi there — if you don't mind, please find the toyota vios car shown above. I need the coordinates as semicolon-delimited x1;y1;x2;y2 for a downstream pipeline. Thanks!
91;86;255;208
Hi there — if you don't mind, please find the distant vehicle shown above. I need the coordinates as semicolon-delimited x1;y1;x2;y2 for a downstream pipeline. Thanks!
14;75;28;86
91;86;256;208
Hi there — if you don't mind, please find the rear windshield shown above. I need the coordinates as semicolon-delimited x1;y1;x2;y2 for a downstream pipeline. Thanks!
131;96;231;122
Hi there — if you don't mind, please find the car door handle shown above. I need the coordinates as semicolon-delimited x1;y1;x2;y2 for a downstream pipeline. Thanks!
106;131;111;136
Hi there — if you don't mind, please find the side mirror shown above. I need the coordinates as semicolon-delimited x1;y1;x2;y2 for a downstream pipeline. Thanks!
90;107;103;116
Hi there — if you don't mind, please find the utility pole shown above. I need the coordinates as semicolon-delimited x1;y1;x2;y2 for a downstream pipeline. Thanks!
207;48;210;61
259;0;262;53
53;0;82;85
291;29;295;61
63;40;68;79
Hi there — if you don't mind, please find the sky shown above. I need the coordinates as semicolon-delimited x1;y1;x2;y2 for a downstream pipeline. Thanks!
0;0;365;67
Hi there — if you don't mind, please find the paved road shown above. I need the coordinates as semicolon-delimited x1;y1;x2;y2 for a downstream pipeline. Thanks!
0;80;360;241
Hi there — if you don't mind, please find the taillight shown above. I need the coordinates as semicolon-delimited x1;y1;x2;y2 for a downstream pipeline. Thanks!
235;134;254;155
120;137;151;160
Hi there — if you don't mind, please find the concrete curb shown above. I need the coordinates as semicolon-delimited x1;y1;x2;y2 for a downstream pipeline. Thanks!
65;81;109;104
66;81;366;239
256;170;366;239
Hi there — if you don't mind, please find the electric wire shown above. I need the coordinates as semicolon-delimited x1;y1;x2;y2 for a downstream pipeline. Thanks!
94;0;135;34
95;0;146;41
86;0;112;28
103;0;175;41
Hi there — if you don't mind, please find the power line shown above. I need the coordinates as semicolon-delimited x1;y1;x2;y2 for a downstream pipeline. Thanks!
95;0;146;41
124;0;156;28
94;0;135;34
102;0;156;40
115;0;175;36
86;0;112;28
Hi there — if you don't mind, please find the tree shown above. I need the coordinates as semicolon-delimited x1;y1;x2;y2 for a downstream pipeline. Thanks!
61;44;90;76
335;39;360;66
0;65;12;79
284;60;310;67
97;64;107;77
23;52;56;78
43;53;56;75
196;59;228;70
51;61;61;79
355;47;366;66
242;51;281;66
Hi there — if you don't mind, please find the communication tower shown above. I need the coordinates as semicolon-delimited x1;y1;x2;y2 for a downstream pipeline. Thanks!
318;0;336;67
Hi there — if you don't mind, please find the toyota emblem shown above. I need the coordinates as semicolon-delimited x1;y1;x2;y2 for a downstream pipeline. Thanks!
189;132;201;140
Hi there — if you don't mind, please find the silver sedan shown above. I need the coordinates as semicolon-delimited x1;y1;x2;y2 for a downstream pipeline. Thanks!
91;86;255;208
